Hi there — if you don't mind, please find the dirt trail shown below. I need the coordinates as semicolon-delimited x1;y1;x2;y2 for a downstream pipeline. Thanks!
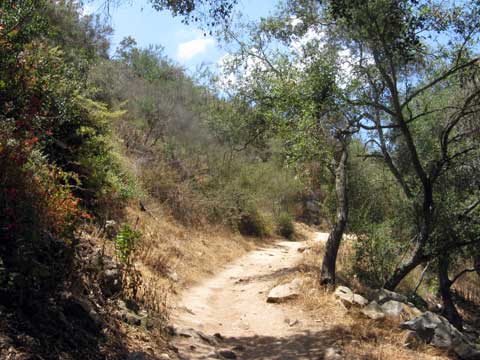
170;232;331;360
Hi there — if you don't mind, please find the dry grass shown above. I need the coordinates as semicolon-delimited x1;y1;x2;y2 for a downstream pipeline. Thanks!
123;200;269;313
293;227;451;360
454;271;480;304
80;198;273;357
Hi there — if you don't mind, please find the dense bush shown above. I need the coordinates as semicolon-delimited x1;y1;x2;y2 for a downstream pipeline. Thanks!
276;212;295;239
0;1;129;304
236;205;269;237
351;221;406;288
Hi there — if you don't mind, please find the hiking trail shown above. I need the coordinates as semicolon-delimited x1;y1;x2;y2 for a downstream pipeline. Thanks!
170;232;333;360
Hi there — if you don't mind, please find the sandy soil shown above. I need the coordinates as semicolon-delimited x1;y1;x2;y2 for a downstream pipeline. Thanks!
170;233;331;359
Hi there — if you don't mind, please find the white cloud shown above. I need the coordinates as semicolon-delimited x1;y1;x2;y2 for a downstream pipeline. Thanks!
216;50;269;92
291;27;324;55
216;53;237;90
290;16;303;28
177;37;215;61
81;4;95;16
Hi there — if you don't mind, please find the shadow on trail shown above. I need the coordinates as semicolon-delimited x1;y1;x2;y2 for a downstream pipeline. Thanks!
233;265;317;285
222;326;353;360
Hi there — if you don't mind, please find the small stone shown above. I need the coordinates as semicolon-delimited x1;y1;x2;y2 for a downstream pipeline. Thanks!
267;279;302;303
159;354;170;360
334;286;368;306
167;344;178;353
218;349;237;359
64;296;102;328
205;352;219;359
289;319;299;327
324;347;343;360
334;286;353;301
213;333;224;340
197;331;218;345
168;271;179;282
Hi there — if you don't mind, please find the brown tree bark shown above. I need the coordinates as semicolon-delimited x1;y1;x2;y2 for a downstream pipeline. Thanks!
320;140;348;285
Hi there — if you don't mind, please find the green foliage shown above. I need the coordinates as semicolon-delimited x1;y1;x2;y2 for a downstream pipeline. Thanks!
115;224;142;263
276;212;295;239
0;0;122;305
352;221;406;287
148;0;237;26
237;205;269;237
90;38;305;233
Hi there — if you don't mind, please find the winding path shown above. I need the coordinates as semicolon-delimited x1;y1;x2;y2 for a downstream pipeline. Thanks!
170;233;332;360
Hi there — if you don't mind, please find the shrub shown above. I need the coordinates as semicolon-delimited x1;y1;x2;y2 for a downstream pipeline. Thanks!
0;141;86;303
237;206;269;237
276;212;295;239
115;224;142;264
351;221;405;288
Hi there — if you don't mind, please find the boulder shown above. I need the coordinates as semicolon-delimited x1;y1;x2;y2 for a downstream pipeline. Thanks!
334;286;353;303
381;300;404;318
363;300;422;321
361;301;385;320
333;286;368;306
401;311;439;342
402;312;480;359
353;294;369;306
373;288;407;304
267;279;302;303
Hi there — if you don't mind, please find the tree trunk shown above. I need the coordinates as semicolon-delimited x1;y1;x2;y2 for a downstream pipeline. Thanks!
438;255;462;329
384;182;434;290
383;242;425;290
320;142;348;285
475;253;480;278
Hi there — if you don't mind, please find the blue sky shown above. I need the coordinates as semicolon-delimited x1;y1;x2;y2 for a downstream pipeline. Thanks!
85;0;279;74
